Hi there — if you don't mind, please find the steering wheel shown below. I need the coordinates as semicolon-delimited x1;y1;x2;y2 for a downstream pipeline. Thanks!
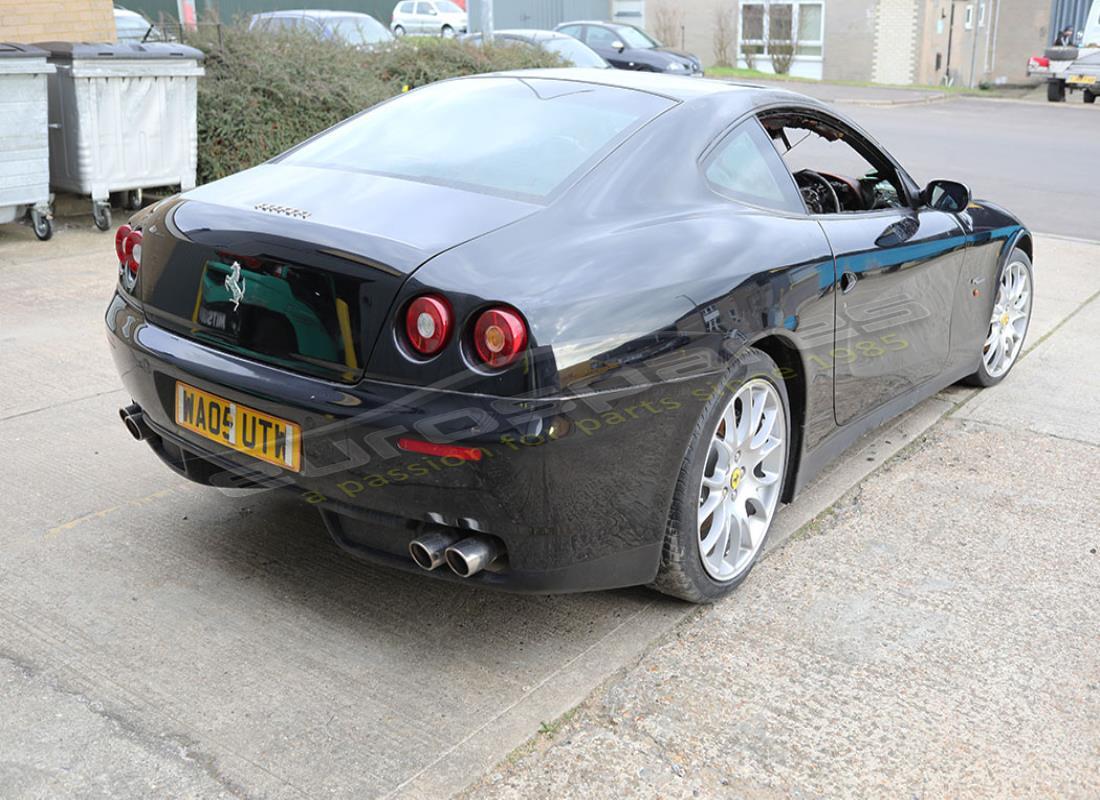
796;169;841;214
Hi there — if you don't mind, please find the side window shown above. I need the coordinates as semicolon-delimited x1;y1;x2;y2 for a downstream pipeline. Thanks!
416;2;433;14
586;26;620;48
558;24;585;40
704;120;804;213
399;2;414;12
758;110;907;214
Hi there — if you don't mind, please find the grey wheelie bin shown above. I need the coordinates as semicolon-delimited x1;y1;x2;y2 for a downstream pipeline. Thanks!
0;43;55;240
35;41;204;231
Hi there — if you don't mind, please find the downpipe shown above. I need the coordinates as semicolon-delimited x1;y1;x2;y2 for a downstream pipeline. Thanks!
119;403;153;441
444;536;504;578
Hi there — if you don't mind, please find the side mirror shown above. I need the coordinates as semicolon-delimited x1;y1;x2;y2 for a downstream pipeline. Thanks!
611;40;625;52
921;179;972;213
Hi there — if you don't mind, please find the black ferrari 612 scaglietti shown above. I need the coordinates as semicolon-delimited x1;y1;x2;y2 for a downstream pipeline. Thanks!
108;69;1033;602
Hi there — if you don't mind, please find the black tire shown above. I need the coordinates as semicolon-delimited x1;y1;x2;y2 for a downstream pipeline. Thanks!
92;203;111;231
653;347;790;603
124;189;143;211
441;24;454;38
962;248;1033;388
1044;45;1078;60
1085;90;1097;104
393;25;405;37
30;211;53;241
1048;79;1066;102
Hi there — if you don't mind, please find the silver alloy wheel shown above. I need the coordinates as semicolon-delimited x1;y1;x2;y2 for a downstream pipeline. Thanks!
697;378;786;581
983;260;1032;378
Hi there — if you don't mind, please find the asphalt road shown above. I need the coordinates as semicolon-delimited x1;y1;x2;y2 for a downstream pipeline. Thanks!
1;90;1098;800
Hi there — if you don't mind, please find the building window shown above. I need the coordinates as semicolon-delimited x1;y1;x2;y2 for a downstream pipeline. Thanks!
978;1;986;27
964;4;974;29
737;2;825;60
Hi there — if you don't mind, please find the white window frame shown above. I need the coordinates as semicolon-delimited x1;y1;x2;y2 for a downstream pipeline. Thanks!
978;1;986;27
964;4;974;29
737;1;825;65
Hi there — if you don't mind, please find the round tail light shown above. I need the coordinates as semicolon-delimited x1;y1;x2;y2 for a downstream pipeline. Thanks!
405;294;452;356
115;224;132;263
472;306;528;369
123;229;143;277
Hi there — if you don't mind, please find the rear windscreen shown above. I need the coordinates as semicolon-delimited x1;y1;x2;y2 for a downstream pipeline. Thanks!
280;77;673;201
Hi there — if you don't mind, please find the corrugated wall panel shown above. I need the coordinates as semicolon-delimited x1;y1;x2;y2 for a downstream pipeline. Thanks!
468;0;609;32
1048;0;1091;40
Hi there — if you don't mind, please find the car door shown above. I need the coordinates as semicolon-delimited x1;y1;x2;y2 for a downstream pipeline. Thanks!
762;108;968;425
415;1;435;33
584;25;632;69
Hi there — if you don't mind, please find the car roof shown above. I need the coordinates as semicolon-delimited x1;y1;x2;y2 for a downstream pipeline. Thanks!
480;29;573;41
493;67;818;107
558;20;634;28
252;9;377;19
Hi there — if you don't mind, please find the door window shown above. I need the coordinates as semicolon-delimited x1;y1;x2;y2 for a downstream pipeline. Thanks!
558;24;585;40
758;110;907;215
703;120;804;213
416;2;433;15
399;2;414;12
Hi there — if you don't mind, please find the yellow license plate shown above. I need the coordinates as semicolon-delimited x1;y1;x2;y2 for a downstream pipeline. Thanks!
174;381;301;472
1069;74;1096;84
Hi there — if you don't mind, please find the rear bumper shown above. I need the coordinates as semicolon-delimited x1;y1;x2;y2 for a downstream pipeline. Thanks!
106;290;706;593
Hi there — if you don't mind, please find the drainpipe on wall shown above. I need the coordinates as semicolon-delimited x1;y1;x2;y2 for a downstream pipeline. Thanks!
989;0;1001;74
968;8;980;86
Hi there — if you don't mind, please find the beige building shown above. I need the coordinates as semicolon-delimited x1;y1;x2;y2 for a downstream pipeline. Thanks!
642;0;1051;85
0;0;116;43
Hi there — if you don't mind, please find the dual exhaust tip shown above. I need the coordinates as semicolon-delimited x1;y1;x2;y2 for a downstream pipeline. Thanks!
409;531;503;578
119;403;153;441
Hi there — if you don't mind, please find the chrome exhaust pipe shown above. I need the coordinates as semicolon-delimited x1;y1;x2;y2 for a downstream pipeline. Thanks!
119;403;152;441
408;530;463;571
444;536;503;578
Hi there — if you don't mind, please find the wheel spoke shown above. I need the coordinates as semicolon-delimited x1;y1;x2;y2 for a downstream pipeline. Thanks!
698;490;722;527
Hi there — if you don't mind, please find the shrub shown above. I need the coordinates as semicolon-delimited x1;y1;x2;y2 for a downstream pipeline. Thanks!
187;27;564;184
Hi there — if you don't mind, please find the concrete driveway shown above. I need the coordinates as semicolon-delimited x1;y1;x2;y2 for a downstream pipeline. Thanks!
1;90;1098;799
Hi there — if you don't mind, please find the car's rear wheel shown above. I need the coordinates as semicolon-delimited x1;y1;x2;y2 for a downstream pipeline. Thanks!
1085;90;1097;104
1048;79;1066;102
441;24;455;38
964;249;1033;387
654;348;789;603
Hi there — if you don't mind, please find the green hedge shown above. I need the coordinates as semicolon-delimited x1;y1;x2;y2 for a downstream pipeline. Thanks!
188;27;564;184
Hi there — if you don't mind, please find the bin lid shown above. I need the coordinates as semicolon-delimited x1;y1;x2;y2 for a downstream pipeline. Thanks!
33;41;204;62
0;43;50;58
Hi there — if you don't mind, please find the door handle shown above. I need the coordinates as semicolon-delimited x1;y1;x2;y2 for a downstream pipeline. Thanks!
839;271;858;294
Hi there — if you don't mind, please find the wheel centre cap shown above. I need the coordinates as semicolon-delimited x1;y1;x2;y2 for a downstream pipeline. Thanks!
999;312;1009;327
729;467;743;491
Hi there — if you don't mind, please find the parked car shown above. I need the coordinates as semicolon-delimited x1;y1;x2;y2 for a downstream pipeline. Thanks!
555;20;702;75
1027;0;1100;101
109;70;1032;603
390;1;467;38
248;10;394;48
114;6;170;43
462;29;609;68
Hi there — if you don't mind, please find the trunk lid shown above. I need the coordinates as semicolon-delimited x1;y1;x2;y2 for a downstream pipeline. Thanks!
137;163;540;383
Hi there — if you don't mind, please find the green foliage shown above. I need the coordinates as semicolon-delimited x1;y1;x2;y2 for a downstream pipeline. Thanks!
187;26;564;184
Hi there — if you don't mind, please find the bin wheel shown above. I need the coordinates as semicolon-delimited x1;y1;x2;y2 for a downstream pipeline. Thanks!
30;209;53;241
124;189;143;211
93;203;112;231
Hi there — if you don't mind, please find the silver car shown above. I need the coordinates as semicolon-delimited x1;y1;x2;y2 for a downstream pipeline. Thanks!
249;10;394;48
391;0;468;38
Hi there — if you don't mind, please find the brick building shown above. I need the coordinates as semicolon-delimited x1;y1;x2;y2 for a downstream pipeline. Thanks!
0;0;116;42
